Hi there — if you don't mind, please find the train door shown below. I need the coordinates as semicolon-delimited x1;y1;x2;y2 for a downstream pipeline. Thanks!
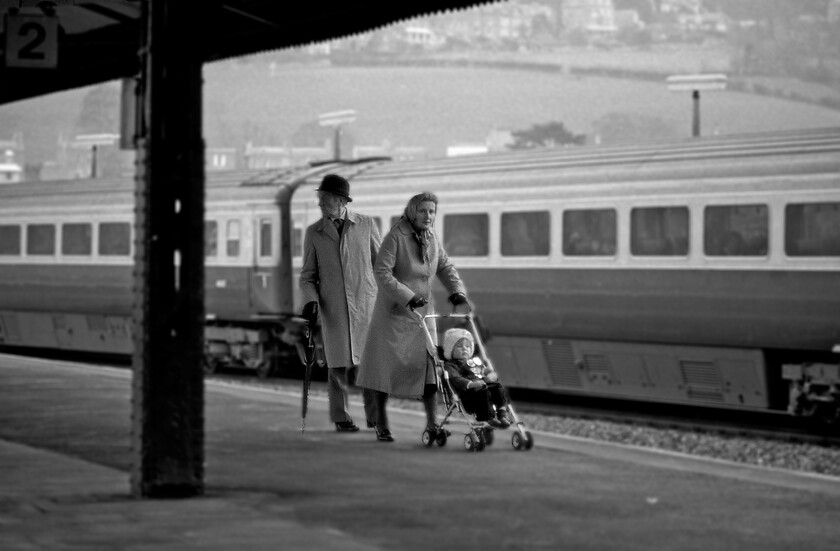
249;213;279;314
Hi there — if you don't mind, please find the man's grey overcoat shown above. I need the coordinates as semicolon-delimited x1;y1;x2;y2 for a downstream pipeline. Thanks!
300;210;381;368
356;218;466;399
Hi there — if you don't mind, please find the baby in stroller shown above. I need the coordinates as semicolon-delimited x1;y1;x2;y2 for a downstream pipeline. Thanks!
442;328;512;429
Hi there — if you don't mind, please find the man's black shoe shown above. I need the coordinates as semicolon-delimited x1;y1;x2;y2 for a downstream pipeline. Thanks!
335;421;360;432
375;428;394;442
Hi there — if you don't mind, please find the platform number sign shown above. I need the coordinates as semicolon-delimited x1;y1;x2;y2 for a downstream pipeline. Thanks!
4;14;58;69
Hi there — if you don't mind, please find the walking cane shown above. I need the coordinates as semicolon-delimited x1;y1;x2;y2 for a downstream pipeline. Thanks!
301;320;316;433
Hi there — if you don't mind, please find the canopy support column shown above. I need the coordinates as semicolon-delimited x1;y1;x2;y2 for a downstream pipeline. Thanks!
131;0;206;498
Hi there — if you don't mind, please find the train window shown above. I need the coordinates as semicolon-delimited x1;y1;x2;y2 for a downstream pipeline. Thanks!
226;220;241;257
205;221;218;257
293;227;303;258
630;207;689;256
26;224;55;256
99;222;131;256
62;223;92;256
444;213;489;256
501;211;550;256
562;209;616;256
0;225;21;256
704;205;768;256
785;202;840;257
259;219;272;258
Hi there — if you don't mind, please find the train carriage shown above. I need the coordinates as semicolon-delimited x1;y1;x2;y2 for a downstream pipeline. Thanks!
1;128;839;421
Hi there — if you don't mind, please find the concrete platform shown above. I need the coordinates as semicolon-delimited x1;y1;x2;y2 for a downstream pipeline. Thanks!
2;353;840;550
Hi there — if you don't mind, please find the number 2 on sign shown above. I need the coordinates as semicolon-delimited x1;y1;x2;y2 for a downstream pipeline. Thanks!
5;14;58;68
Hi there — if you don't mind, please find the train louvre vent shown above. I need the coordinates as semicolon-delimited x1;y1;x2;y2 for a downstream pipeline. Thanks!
583;354;610;374
542;340;581;388
680;360;725;402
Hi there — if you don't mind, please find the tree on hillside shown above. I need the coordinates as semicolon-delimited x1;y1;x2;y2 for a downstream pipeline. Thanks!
507;121;585;150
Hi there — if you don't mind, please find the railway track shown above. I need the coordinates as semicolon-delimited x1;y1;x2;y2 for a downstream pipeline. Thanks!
206;371;840;449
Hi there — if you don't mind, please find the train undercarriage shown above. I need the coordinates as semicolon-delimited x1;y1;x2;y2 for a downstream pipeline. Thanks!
783;361;840;427
203;317;316;378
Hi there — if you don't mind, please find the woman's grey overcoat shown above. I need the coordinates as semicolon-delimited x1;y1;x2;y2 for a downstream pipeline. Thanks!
356;218;466;398
299;210;381;368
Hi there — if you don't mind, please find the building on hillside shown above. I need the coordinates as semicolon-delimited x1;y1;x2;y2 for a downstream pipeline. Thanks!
244;143;333;169
446;143;488;157
0;132;25;167
0;162;22;184
420;1;555;45
677;11;729;34
39;135;236;180
404;26;445;48
206;148;238;171
352;143;427;161
561;0;616;33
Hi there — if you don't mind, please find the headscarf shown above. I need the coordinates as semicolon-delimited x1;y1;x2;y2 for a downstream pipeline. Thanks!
401;192;438;263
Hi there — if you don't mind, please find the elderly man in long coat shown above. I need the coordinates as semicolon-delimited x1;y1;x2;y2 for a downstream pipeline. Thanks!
300;174;381;432
357;192;469;442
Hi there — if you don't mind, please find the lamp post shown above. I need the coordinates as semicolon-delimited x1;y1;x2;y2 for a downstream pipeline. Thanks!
318;109;356;160
666;74;727;137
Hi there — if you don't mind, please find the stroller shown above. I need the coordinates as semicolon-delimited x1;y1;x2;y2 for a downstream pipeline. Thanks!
417;312;534;452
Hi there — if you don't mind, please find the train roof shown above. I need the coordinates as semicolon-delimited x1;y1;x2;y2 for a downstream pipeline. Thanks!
1;127;839;212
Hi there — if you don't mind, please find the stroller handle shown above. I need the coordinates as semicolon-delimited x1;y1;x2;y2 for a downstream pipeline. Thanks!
416;312;473;321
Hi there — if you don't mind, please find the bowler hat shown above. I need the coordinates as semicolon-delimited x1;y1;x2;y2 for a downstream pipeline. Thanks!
316;174;352;202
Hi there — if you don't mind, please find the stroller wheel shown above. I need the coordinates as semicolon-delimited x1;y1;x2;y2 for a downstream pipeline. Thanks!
511;431;524;451
524;431;534;450
463;433;479;452
435;430;447;447
421;429;435;447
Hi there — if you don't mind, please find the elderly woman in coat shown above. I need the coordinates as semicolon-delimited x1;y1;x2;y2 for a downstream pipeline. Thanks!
357;191;470;442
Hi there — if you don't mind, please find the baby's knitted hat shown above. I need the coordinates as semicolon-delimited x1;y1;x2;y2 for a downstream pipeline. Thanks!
442;328;474;360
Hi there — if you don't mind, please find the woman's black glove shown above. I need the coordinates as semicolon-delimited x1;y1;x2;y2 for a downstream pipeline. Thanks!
449;293;471;313
407;295;428;310
302;301;319;326
449;293;468;306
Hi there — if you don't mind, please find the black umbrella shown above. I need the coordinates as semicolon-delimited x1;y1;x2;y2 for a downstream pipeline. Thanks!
301;319;317;433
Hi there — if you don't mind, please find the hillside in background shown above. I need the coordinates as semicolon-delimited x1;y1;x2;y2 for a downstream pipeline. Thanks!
3;58;840;166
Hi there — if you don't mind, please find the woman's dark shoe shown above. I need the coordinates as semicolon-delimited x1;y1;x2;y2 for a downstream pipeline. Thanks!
375;427;394;442
335;421;360;432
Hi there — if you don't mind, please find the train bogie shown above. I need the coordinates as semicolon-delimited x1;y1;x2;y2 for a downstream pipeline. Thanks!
783;363;840;426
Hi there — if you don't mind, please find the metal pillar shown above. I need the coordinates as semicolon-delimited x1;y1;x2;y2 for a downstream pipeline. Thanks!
131;0;205;498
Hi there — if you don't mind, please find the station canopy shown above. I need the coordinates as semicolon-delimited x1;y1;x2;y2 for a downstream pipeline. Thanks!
0;0;496;105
